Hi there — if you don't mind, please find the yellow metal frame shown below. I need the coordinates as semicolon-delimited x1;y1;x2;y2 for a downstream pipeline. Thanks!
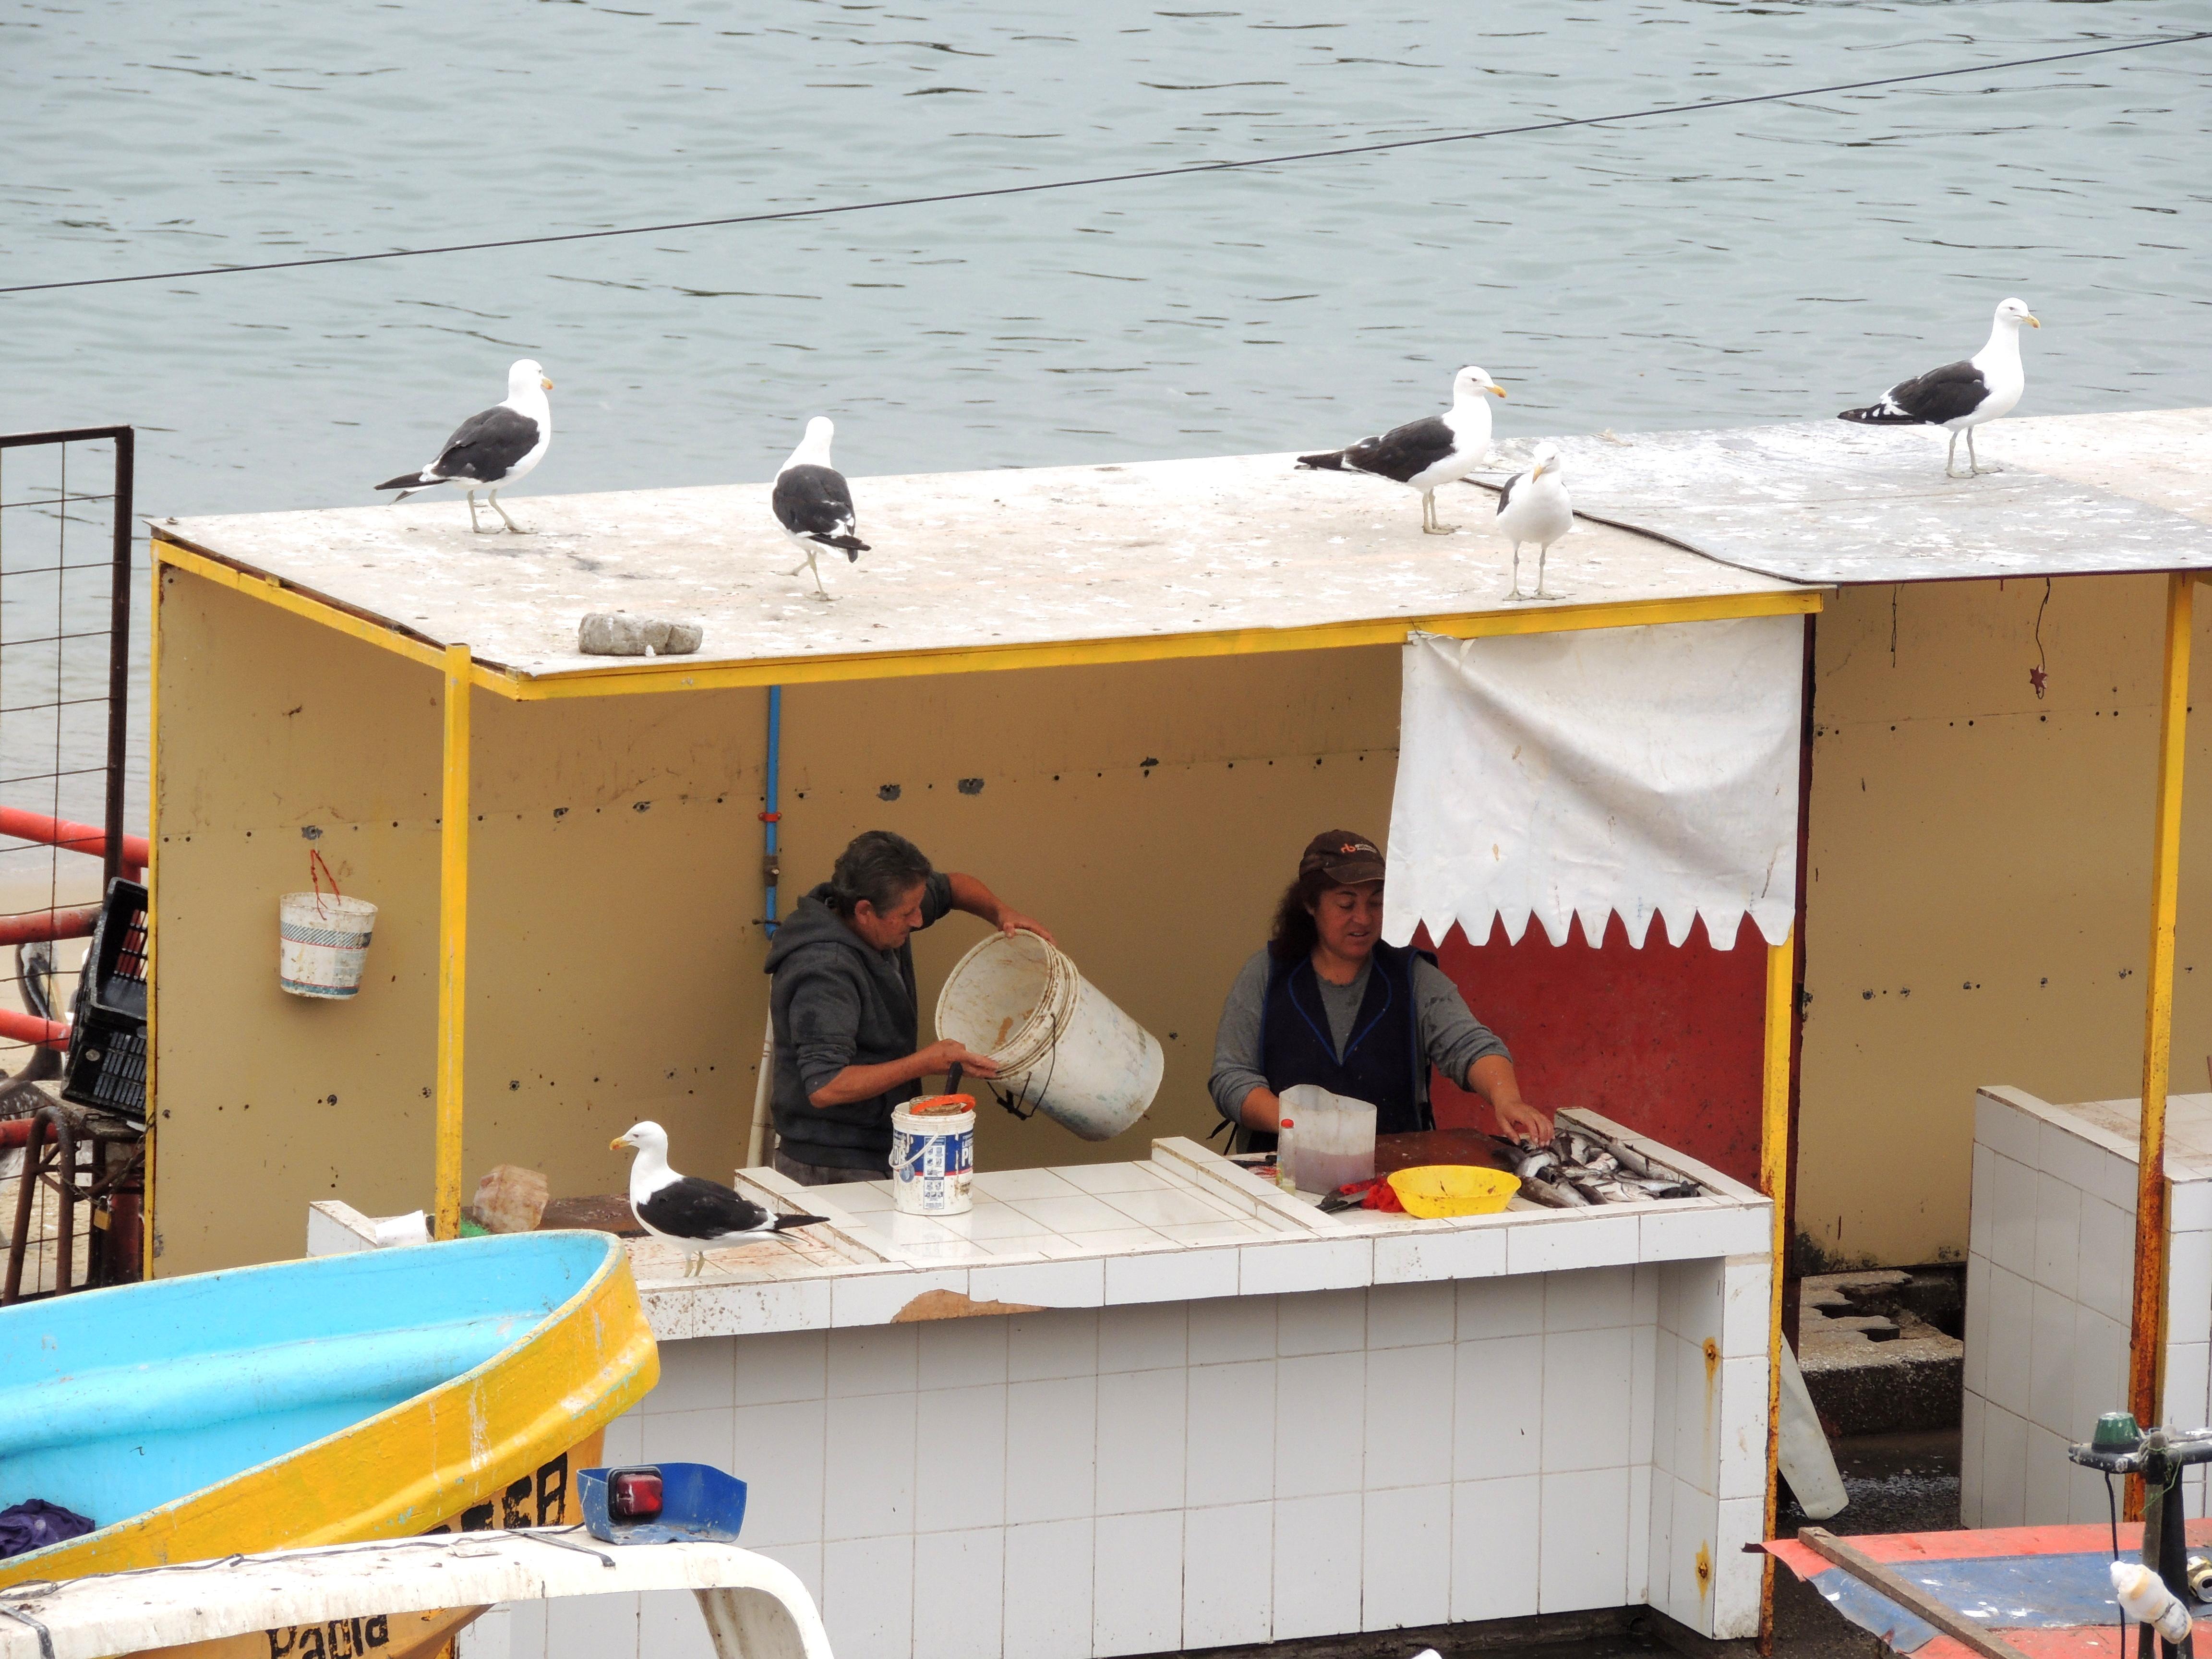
1758;935;1794;1645
2128;571;2193;1500
436;644;472;1241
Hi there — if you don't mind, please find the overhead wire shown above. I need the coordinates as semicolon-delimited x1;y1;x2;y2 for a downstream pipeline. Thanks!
2;29;2207;298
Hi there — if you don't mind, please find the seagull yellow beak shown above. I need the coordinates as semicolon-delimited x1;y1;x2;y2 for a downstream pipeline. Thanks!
2024;315;2040;329
1488;384;1507;399
1529;461;1545;480
541;375;555;390
609;1134;629;1151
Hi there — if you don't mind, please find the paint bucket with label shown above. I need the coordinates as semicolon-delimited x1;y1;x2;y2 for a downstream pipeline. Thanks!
279;852;377;999
890;1095;975;1215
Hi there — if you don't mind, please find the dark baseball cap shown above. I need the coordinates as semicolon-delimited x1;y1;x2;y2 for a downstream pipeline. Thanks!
1299;830;1385;885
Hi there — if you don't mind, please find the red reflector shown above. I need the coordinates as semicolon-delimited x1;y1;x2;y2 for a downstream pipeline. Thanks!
609;1469;663;1520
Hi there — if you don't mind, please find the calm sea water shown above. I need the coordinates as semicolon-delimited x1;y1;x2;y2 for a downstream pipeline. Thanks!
2;0;2210;837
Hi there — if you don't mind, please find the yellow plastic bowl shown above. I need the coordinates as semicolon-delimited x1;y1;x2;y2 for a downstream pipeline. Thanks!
1386;1164;1520;1218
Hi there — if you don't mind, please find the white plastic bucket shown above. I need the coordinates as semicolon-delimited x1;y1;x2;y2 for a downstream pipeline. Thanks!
934;930;1163;1142
279;892;378;998
890;1099;975;1214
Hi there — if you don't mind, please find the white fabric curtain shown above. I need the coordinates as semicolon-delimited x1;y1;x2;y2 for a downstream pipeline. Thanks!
1383;618;1803;951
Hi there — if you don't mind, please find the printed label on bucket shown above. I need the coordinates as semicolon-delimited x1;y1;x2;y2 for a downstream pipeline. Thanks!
890;1120;974;1214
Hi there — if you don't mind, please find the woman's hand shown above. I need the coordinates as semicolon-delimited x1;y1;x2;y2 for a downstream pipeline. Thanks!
996;907;1055;945
1493;1097;1553;1145
919;1038;1000;1081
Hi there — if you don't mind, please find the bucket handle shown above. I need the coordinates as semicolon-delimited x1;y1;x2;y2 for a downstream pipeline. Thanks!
309;849;342;918
984;1003;1061;1124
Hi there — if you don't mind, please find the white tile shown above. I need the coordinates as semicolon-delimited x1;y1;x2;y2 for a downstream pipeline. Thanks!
1278;1287;1369;1355
502;1600;546;1659
914;1384;1007;1532
2034;1173;2082;1298
1963;1253;1990;1399
1096;1367;1188;1515
1651;1325;1678;1478
833;1267;971;1328
1960;1392;1984;1527
1273;1492;1364;1639
1631;1322;1659;1467
822;1534;913;1659
1716;1356;1767;1501
2024;1425;2072;1527
1105;1245;1239;1306
1640;1202;1765;1264
1627;1464;1652;1602
1988;1153;2038;1277
1509;1212;1641;1275
1369;1280;1457;1349
2041;1118;2109;1197
2072;1306;2128;1436
1977;1092;2041;1166
1539;1466;1631;1613
1006;1374;1098;1524
1455;1334;1544;1480
1666;1258;1725;1347
463;1602;516;1659
2029;1284;2076;1434
688;1275;838;1338
1098;1302;1189;1371
1634;1264;1662;1326
1720;1261;1770;1360
2171;1232;2212;1329
733;1329;830;1405
2175;1179;2212;1234
1365;1342;1455;1490
1092;1511;1183;1658
1710;1495;1766;1639
1451;1474;1540;1622
912;1527;1004;1659
2167;1341;2212;1432
1099;1186;1245;1228
1983;1262;2033;1418
754;1541;825;1611
601;1408;645;1468
1007;1310;1099;1381
1241;1237;1372;1296
934;1202;1065;1241
1545;1266;1635;1331
544;1585;637;1659
2068;1457;2114;1526
1275;1351;1366;1497
1671;1334;1719;1494
1159;1219;1276;1244
1187;1356;1277;1505
1457;1272;1547;1340
639;1406;735;1472
974;1256;1106;1310
1055;1162;1171;1195
1541;1328;1635;1472
1363;1483;1452;1629
2086;1149;2137;1215
1189;1293;1278;1362
1001;1192;1136;1234
823;1182;894;1212
645;1336;735;1415
1665;1475;1711;1630
1055;1228;1174;1257
825;1391;916;1540
828;1325;919;1397
1647;1474;1678;1622
1981;1402;2029;1527
2079;1197;2135;1322
729;1398;827;1547
973;1167;1083;1202
1004;1519;1093;1659
915;1319;1008;1390
1970;1144;1995;1262
1373;1225;1508;1285
1183;1502;1273;1648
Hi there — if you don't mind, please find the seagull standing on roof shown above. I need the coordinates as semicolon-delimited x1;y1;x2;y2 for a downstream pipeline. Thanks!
1296;364;1507;534
374;359;553;533
612;1120;828;1278
1838;297;2041;478
774;417;870;600
1496;443;1573;601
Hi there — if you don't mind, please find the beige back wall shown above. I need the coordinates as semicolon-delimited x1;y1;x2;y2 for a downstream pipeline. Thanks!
153;565;1398;1275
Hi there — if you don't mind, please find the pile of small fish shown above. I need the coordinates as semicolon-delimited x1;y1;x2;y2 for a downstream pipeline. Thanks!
1510;1123;1704;1209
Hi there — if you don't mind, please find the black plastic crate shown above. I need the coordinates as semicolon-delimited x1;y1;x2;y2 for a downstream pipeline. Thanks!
61;877;149;1124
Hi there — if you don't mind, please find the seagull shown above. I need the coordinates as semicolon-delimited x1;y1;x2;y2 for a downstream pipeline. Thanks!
774;417;870;599
1838;297;2041;478
611;1120;828;1278
375;359;553;533
1296;364;1507;534
1496;443;1573;601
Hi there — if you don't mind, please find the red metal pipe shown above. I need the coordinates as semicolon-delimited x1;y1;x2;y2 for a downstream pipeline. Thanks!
0;1118;54;1149
0;907;100;948
0;805;149;871
0;1007;69;1050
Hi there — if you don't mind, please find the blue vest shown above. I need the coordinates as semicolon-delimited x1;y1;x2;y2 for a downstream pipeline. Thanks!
1258;941;1432;1136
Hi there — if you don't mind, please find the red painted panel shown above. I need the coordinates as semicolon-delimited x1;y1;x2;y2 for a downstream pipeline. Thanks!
1419;911;1767;1188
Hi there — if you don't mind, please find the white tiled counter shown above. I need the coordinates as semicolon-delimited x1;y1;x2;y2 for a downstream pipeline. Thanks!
1963;1086;2212;1528
518;1113;1772;1659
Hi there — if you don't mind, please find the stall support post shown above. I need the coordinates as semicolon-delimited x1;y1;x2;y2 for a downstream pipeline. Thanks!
2129;572;2192;1511
1757;932;1793;1651
434;643;473;1241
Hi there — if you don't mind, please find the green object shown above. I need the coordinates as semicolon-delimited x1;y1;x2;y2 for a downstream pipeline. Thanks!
2093;1411;2143;1450
458;1217;490;1238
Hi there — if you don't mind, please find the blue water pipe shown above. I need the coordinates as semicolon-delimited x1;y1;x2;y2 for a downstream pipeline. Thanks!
762;685;782;937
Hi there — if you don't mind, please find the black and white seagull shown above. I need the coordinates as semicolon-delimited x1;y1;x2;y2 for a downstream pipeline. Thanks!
1496;443;1573;601
612;1120;827;1278
1296;364;1507;534
774;417;870;599
375;359;553;533
1838;297;2041;478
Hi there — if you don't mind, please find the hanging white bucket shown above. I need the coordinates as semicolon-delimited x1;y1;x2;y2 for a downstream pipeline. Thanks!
934;930;1163;1141
279;883;378;1000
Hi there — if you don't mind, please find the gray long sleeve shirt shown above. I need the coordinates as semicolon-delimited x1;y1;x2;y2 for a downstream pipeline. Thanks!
1208;948;1511;1125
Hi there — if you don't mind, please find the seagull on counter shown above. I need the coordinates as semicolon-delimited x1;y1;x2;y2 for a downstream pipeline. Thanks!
774;417;870;600
1496;443;1573;601
1296;364;1507;534
1838;297;2041;478
612;1120;828;1278
374;358;553;533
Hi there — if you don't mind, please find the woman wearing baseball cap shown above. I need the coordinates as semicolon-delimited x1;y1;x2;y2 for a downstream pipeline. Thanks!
1208;830;1551;1148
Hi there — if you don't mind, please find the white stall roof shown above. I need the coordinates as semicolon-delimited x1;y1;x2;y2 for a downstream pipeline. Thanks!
1484;407;2212;586
155;450;1808;685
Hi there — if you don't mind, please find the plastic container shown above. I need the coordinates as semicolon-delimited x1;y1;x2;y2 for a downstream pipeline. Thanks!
279;890;378;998
1385;1165;1518;1217
890;1095;975;1215
934;930;1163;1141
60;877;150;1124
1275;1118;1298;1192
1278;1084;1376;1194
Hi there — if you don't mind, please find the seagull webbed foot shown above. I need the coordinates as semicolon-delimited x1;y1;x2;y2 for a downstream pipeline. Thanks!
1422;522;1458;536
